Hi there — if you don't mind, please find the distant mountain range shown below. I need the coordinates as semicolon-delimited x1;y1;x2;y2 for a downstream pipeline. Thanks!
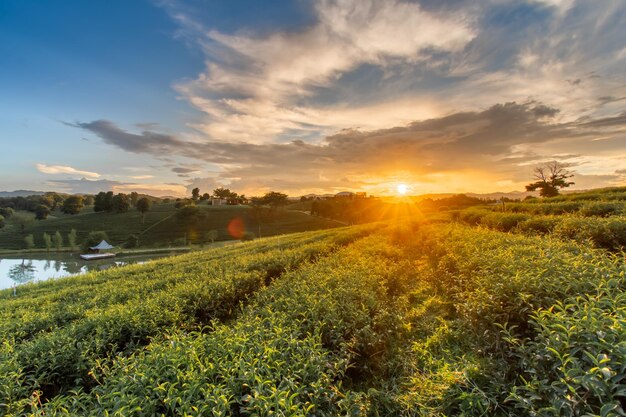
0;190;46;198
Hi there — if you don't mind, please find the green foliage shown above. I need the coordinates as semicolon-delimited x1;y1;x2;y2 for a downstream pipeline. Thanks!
241;231;256;241
254;191;289;207
0;207;14;218
23;234;34;250
580;201;624;217
554;216;626;251
203;229;218;243
53;231;63;251
481;212;530;232
111;193;130;213
0;214;4;229
1;217;624;416
0;204;339;250
34;204;50;220
124;234;139;248
135;197;151;224
67;229;77;250
0;227;373;414
43;232;52;252
61;196;84;215
507;281;626;415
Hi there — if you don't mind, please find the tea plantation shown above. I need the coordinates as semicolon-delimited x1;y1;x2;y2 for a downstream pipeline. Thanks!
1;190;625;416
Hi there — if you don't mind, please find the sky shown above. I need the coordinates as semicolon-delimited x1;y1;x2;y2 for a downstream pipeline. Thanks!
1;0;625;197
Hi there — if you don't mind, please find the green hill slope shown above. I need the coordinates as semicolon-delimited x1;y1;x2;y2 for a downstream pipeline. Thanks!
0;204;341;250
1;218;624;416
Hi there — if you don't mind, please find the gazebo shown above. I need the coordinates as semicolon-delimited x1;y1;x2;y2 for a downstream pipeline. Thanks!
80;240;116;260
90;240;114;253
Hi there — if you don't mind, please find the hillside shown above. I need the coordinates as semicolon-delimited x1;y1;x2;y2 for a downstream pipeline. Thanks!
1;190;625;416
0;203;341;250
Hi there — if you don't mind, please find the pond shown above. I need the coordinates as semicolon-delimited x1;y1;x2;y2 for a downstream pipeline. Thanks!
0;252;175;291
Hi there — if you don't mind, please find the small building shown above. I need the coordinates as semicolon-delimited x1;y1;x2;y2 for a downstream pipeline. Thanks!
210;198;228;206
90;240;114;253
81;240;115;260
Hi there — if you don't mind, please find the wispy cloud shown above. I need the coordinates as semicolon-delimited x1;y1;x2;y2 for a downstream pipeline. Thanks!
36;163;100;178
170;0;476;143
46;178;186;196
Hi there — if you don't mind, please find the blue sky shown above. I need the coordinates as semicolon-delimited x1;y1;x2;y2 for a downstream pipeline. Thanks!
1;0;625;196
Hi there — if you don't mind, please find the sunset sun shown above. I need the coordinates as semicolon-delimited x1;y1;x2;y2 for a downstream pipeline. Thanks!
396;183;408;195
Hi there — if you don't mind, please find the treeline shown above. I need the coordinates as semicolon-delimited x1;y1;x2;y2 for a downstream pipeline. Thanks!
93;191;156;215
0;193;91;220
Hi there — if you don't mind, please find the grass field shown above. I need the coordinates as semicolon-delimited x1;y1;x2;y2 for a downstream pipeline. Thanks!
1;187;625;416
0;203;341;250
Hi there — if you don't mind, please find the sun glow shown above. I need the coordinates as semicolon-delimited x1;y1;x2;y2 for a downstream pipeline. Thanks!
396;183;408;195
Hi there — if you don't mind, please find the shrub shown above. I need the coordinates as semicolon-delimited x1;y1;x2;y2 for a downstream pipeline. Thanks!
241;231;256;241
507;283;626;415
516;216;559;234
579;202;623;217
481;213;530;232
23;234;34;250
554;217;626;251
124;234;139;248
457;209;490;225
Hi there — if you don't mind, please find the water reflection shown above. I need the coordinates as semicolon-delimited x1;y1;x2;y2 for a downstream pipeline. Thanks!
8;260;36;283
0;253;171;291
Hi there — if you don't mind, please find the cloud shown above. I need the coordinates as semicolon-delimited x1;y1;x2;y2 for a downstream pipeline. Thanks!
45;178;187;197
36;163;100;178
172;167;199;174
66;120;184;153
71;101;626;194
161;0;626;147
169;0;476;143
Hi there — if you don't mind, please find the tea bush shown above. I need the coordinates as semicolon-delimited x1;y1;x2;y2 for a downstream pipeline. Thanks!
2;219;625;416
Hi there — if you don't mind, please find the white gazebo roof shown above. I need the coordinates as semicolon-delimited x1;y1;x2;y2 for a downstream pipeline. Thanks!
90;240;114;250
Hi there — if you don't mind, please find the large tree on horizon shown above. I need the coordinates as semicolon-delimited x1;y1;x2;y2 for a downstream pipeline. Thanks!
525;161;575;197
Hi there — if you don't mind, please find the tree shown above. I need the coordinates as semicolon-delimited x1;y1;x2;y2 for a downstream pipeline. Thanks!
68;229;78;250
176;205;205;229
125;234;139;248
24;234;35;250
61;196;84;214
43;232;52;252
130;192;139;206
175;199;194;209
192;187;200;201
526;161;575;197
94;192;107;212
136;197;152;224
103;191;114;212
54;231;63;251
0;215;4;229
0;207;14;218
260;191;288;207
204;230;218;244
111;193;130;213
213;187;237;199
83;195;95;206
35;204;50;220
